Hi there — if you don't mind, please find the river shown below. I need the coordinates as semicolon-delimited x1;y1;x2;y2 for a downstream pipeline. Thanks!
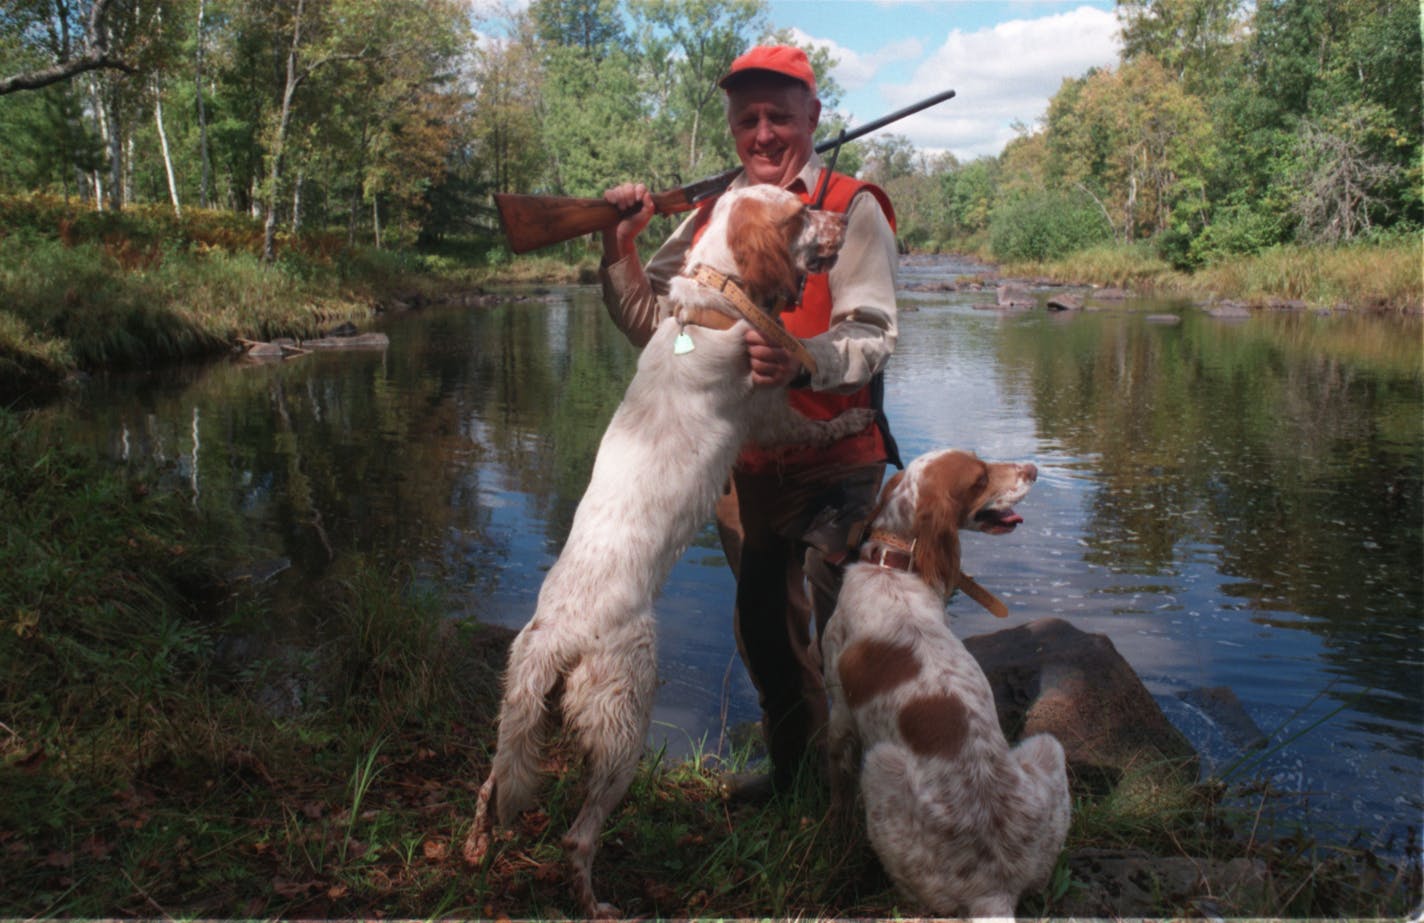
29;254;1423;853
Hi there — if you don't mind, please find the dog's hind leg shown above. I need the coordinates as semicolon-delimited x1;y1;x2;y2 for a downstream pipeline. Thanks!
559;636;657;918
490;625;567;825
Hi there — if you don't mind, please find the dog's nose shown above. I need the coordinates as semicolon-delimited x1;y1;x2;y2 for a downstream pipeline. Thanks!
1024;463;1038;482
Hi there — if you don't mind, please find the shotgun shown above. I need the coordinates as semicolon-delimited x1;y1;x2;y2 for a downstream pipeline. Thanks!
494;87;957;254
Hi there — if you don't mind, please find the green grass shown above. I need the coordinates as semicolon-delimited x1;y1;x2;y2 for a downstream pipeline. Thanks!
1000;237;1422;312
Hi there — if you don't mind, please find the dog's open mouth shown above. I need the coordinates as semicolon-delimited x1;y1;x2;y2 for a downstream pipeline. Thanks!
974;506;1024;534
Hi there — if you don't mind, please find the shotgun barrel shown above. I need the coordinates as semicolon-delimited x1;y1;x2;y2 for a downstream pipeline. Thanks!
494;88;956;254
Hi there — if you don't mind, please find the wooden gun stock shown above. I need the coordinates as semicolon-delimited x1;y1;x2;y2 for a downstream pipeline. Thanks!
494;166;740;254
493;87;956;254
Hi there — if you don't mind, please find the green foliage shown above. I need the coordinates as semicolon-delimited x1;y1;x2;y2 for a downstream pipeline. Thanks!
1159;203;1289;269
990;188;1114;262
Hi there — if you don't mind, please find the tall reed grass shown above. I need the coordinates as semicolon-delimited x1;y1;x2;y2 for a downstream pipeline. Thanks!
1009;238;1421;312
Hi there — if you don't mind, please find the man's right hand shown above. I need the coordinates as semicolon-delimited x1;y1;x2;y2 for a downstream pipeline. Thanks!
601;183;655;264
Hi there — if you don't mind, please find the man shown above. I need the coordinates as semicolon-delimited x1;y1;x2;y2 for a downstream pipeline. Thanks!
599;44;900;798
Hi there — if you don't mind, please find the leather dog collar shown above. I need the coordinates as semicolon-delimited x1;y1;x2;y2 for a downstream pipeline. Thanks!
685;263;819;376
675;305;740;331
860;528;1009;618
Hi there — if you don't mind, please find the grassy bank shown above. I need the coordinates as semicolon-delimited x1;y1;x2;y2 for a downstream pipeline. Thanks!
997;237;1422;312
0;195;600;401
0;406;1416;919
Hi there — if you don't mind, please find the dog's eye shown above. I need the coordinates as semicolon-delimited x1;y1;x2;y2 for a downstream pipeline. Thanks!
974;473;989;491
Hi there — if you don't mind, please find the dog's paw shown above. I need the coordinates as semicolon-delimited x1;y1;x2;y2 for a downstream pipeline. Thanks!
820;406;877;442
461;825;491;866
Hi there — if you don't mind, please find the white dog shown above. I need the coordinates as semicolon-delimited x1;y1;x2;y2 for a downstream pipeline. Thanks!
822;448;1070;918
464;184;871;918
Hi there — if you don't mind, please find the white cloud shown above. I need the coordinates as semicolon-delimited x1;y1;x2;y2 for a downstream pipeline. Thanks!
784;26;924;94
829;6;1121;160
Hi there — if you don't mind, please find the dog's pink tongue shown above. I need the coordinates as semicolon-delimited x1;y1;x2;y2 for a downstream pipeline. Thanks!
978;507;1023;533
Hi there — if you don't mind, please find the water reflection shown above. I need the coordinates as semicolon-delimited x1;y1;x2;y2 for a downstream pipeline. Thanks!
30;263;1423;848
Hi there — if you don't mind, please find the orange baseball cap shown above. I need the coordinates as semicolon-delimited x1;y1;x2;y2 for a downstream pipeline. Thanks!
718;44;817;95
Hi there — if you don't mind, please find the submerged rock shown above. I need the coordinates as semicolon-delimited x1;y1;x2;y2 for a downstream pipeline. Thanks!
964;617;1200;791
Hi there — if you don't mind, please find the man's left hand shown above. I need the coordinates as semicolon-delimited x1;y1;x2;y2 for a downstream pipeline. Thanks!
746;328;801;388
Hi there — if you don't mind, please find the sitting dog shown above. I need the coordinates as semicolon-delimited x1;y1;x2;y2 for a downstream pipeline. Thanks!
464;184;873;918
822;448;1070;918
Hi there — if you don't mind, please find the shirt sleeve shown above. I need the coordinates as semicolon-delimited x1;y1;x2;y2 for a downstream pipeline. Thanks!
801;190;900;394
598;213;698;348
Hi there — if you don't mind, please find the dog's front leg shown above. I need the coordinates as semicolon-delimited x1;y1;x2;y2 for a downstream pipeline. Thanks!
824;672;861;832
747;396;876;450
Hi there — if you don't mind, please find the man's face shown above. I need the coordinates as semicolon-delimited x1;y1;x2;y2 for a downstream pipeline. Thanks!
726;81;821;187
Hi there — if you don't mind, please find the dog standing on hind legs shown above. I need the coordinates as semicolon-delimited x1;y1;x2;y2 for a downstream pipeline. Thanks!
462;184;869;919
822;448;1071;918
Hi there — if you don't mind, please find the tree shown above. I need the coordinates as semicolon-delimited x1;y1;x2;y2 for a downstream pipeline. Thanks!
1116;0;1247;93
0;0;138;95
469;21;544;195
531;0;624;59
632;0;765;177
1287;101;1405;242
858;133;918;186
1047;57;1215;239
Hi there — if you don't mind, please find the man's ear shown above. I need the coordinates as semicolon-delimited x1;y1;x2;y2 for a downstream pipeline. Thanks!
808;96;822;132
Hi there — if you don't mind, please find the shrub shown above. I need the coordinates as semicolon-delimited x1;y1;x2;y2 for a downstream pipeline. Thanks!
990;189;1113;262
1160;204;1290;270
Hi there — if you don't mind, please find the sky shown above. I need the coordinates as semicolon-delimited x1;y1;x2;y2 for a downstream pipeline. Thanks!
768;0;1123;161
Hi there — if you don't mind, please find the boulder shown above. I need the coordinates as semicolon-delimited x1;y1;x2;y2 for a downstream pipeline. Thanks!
963;617;1199;791
1178;686;1267;752
1046;294;1084;311
996;283;1036;309
1206;301;1251;318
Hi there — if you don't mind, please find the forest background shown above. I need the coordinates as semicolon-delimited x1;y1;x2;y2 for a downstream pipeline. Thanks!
1;0;1419;273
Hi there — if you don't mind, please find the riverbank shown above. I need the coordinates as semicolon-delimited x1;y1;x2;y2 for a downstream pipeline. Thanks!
0;196;596;402
0;405;1417;918
3;195;1419;403
993;236;1422;314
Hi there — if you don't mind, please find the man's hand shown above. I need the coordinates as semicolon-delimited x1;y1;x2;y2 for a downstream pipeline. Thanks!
601;183;655;264
746;328;801;388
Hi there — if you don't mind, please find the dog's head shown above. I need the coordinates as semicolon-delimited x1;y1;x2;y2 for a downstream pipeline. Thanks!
870;449;1037;595
690;184;846;309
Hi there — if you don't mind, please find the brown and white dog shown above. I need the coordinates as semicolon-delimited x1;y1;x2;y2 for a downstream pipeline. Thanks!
822;449;1070;919
464;184;871;918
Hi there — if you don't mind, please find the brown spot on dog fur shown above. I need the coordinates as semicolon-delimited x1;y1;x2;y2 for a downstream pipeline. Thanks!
898;693;969;759
838;639;920;708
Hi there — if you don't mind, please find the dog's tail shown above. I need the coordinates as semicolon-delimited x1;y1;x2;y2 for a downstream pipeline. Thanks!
491;628;567;825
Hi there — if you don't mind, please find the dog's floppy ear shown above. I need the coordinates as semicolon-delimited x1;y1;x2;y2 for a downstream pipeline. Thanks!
910;453;986;596
727;194;803;303
911;486;962;597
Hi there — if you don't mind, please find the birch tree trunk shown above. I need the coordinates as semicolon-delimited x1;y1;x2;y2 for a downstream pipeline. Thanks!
291;173;302;234
262;0;306;263
194;0;212;208
154;75;182;216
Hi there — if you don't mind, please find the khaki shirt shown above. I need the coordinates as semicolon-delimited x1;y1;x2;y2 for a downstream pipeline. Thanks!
599;153;898;396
